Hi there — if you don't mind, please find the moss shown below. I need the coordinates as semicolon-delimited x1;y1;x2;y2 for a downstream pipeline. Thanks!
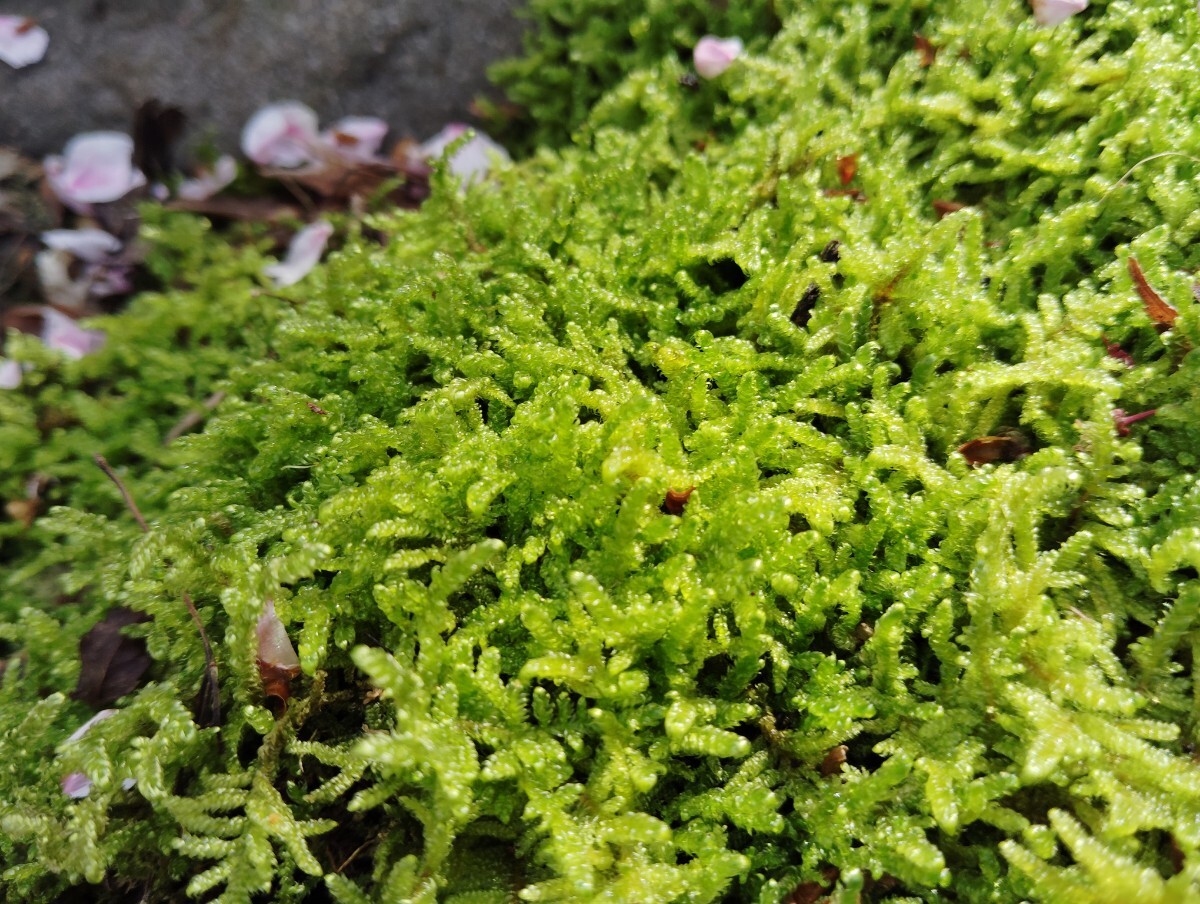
4;0;1200;901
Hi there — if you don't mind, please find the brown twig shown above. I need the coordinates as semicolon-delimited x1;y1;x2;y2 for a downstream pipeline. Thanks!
163;390;226;445
93;454;221;727
93;454;149;533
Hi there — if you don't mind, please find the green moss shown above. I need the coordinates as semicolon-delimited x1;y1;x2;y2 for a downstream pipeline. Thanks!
4;0;1200;901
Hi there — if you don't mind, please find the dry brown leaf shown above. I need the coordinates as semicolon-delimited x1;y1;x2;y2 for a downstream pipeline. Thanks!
957;433;1029;467
1128;256;1178;327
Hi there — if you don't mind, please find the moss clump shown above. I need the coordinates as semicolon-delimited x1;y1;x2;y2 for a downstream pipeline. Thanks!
4;0;1200;901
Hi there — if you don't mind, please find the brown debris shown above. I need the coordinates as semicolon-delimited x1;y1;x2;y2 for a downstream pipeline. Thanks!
957;432;1030;467
1127;256;1178;328
914;33;938;67
792;282;820;328
818;240;841;264
72;607;152;707
258;658;303;709
822;188;867;202
836;154;858;186
785;867;840;904
662;486;696;516
932;199;967;218
819;744;848;776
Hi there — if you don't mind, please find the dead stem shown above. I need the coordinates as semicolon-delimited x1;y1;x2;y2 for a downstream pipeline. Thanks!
93;454;222;727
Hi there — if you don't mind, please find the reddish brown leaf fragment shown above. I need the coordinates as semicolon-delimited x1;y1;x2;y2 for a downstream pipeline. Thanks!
1128;256;1178;327
836;154;858;186
73;607;151;707
822;188;867;202
914;33;938;67
306;401;328;415
785;867;841;904
1113;408;1156;437
932;199;966;218
662;486;696;516
819;744;848;776
957;434;1029;467
1103;337;1136;368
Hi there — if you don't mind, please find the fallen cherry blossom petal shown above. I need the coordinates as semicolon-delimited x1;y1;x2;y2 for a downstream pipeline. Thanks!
44;132;146;212
36;250;90;310
321;116;389;161
41;228;122;263
0;16;48;69
257;600;302;706
66;708;118;743
176;154;238;201
257;600;301;671
1030;0;1088;26
693;35;744;79
0;358;21;389
241;101;320;168
41;308;106;359
264;220;334;287
415;124;510;186
59;709;117;799
62;772;93;798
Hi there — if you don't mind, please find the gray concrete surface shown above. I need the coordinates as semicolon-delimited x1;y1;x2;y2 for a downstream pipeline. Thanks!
0;0;525;157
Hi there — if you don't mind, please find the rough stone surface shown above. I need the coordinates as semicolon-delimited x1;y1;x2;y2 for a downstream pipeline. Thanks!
0;0;525;158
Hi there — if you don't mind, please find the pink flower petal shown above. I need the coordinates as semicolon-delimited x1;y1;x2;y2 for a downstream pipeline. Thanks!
1030;0;1088;25
44;132;146;210
0;16;48;69
415;124;510;187
321;116;389;161
40;308;105;359
256;600;301;671
693;35;744;79
59;709;118;799
0;359;21;390
241;102;320;168
41;228;122;263
264;220;333;288
177;154;238;201
62;772;93;798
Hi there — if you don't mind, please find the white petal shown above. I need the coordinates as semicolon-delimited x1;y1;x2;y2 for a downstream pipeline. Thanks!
177;154;238;200
40;307;105;359
36;249;90;310
694;35;744;79
0;16;48;69
256;600;301;670
0;358;21;390
41;228;122;263
242;102;320;168
264;220;333;288
321;116;389;160
66;709;118;743
416;125;510;187
1030;0;1088;25
44;132;145;206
